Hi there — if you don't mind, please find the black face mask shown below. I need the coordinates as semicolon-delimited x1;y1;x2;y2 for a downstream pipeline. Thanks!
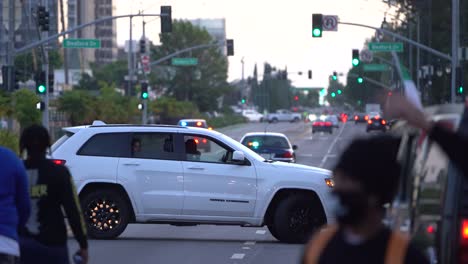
332;190;369;227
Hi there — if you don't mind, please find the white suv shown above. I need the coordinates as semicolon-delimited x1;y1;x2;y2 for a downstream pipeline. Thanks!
52;121;335;243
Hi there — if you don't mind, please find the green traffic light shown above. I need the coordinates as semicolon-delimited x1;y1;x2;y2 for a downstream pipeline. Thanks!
357;77;364;84
459;86;464;93
332;76;337;81
352;58;360;67
337;90;342;95
241;99;246;104
312;28;322;37
141;92;149;99
331;92;336;98
37;85;46;94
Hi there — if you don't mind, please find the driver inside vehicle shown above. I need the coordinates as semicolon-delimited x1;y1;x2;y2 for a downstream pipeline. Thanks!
185;139;201;161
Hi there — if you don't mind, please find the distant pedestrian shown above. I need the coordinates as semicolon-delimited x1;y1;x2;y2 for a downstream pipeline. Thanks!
302;135;428;264
0;146;31;264
18;125;88;264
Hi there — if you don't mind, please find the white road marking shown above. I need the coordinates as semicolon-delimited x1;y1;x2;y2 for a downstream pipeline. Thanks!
244;241;256;245
255;230;266;235
231;253;245;259
242;247;251;250
319;123;346;168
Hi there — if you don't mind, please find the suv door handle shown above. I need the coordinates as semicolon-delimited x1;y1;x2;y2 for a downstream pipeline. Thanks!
123;163;140;166
187;167;204;170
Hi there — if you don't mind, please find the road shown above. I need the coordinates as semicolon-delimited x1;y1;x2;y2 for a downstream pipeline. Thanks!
68;120;369;264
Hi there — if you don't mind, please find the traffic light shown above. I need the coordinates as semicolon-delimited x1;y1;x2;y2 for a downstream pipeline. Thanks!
48;73;54;93
35;71;46;94
319;88;326;96
357;76;364;84
226;39;234;56
1;66;19;91
337;89;342;95
294;95;299;101
36;101;45;111
14;68;20;90
160;6;172;33
37;6;49;31
312;14;323;38
352;49;360;67
139;39;147;54
331;92;336;98
140;82;149;99
456;66;464;94
241;97;246;104
308;70;312;79
332;71;337;81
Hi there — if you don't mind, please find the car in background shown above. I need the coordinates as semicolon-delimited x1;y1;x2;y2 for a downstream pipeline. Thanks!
266;109;302;123
367;112;381;119
353;113;369;124
240;132;297;163
326;115;339;128
242;109;264;122
312;120;333;134
366;116;387;132
51;121;335;243
178;119;212;130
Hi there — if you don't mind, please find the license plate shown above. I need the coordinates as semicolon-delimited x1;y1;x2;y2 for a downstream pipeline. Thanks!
261;153;271;159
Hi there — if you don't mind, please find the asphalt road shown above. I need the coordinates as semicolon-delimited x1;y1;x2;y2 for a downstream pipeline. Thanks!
67;120;370;264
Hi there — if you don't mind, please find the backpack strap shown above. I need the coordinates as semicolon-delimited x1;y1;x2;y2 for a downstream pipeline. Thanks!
384;231;410;264
303;225;339;264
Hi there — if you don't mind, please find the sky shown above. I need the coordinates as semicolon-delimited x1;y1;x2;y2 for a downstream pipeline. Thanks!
114;0;394;89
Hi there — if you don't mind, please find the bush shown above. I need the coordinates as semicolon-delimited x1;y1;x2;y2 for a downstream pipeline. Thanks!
208;114;247;129
0;130;19;154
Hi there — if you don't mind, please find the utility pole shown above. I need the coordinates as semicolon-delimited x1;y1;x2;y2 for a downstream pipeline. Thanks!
127;15;134;96
41;0;49;130
59;0;69;85
6;0;16;131
451;0;460;103
142;19;147;125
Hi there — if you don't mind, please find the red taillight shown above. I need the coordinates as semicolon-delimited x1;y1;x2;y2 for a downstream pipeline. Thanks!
427;225;435;234
368;120;372;124
365;115;369;120
194;138;200;144
52;159;66;165
325;122;332;126
283;151;293;158
382;120;387;125
354;116;358;120
202;139;207;144
462;219;468;241
461;219;468;263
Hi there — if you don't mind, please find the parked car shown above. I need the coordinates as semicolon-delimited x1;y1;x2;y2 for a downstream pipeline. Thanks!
266;109;302;123
242;110;264;122
51;121;335;243
240;132;297;163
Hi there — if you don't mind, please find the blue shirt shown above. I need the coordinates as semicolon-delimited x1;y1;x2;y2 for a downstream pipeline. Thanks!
0;147;30;241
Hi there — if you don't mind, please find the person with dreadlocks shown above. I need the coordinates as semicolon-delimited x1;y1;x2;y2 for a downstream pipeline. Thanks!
0;146;30;264
18;125;88;264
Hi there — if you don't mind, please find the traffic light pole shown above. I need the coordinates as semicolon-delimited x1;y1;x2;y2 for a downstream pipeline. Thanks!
142;20;148;125
347;73;391;90
149;42;225;67
5;0;15;131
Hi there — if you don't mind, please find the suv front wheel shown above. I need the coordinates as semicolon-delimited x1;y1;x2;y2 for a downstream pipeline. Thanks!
268;194;326;243
81;189;131;239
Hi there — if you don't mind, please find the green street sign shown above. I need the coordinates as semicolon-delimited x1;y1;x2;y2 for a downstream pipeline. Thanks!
63;38;101;49
368;42;403;52
171;58;198;66
363;64;390;72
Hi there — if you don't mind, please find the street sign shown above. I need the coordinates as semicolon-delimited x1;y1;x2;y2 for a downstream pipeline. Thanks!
368;42;403;52
360;49;373;63
141;55;150;64
63;38;101;49
322;15;338;31
363;64;390;72
171;58;198;66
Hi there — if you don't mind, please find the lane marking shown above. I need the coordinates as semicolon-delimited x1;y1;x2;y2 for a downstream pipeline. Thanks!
319;123;346;168
242;247;251;250
244;241;256;245
255;230;266;235
231;253;245;259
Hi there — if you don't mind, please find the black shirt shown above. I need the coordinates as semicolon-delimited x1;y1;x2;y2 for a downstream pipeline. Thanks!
20;158;88;249
302;227;428;264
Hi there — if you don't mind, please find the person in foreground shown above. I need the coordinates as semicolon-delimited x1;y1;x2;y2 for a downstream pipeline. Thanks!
18;125;88;264
384;93;468;179
0;146;30;264
302;135;428;264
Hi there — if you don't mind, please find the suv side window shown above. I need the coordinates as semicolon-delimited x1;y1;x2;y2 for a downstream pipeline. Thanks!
78;133;130;157
183;134;233;164
130;133;178;160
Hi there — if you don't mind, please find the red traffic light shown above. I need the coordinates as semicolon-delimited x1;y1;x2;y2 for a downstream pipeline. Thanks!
294;95;299;101
388;91;393;96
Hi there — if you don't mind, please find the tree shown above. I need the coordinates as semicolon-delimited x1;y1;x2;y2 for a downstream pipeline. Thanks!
149;96;200;124
14;50;63;82
94;82;137;123
57;90;95;126
151;20;230;112
73;73;99;91
12;89;41;130
91;60;128;89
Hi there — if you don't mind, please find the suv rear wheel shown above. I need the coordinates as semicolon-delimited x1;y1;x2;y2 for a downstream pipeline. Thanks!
81;189;131;239
269;194;326;243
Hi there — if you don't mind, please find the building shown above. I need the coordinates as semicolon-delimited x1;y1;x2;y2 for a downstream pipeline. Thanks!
67;0;117;69
188;19;226;55
0;0;59;65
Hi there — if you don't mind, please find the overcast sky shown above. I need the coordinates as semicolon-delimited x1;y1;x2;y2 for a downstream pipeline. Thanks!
114;0;393;88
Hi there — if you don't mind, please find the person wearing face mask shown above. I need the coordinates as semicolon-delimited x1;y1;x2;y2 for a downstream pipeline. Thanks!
302;135;428;264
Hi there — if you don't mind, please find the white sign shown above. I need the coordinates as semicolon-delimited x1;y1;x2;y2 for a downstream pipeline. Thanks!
360;49;373;63
323;15;338;31
141;55;150;64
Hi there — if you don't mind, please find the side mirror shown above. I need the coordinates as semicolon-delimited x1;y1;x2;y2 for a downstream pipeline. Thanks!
292;145;298;150
232;150;246;162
